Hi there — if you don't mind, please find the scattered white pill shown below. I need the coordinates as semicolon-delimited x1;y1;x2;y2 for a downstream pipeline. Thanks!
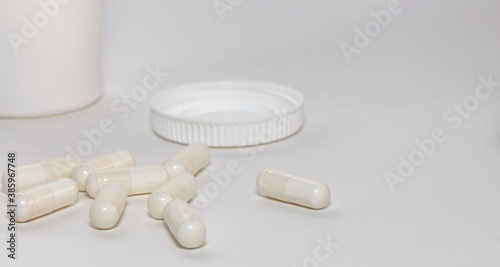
89;181;128;229
70;150;135;191
256;168;331;209
2;155;77;192
16;178;79;222
163;199;206;249
147;173;198;219
85;165;169;198
162;143;210;177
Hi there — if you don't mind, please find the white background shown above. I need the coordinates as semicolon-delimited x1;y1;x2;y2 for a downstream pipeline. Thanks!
2;0;500;266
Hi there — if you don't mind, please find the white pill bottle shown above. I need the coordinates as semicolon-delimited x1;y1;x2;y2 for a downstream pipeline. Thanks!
0;0;101;117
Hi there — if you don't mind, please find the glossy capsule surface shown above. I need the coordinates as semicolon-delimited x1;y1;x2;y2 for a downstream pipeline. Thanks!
85;165;169;198
163;199;206;249
2;156;77;192
147;173;197;219
162;143;210;177
16;178;79;222
256;168;330;209
70;150;135;191
89;181;127;229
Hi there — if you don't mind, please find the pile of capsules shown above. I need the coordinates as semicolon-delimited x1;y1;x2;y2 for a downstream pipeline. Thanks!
1;143;331;249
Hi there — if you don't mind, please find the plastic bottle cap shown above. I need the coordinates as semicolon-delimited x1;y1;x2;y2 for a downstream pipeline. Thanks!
150;80;305;147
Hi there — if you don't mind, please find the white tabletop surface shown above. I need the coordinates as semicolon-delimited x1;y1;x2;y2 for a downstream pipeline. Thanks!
1;0;500;266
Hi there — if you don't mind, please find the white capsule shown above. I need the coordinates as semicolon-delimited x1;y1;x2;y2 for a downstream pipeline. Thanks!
162;143;210;177
85;165;169;198
163;199;206;249
147;173;198;219
89;181;127;229
2;156;77;192
16;178;79;222
70;150;135;191
256;168;331;209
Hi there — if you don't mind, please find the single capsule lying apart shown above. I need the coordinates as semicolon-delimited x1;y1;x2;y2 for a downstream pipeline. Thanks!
85;165;169;198
163;199;206;249
2;155;77;192
16;178;79;222
71;150;135;191
147;173;198;219
89;181;128;229
162;143;210;177
256;168;331;209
